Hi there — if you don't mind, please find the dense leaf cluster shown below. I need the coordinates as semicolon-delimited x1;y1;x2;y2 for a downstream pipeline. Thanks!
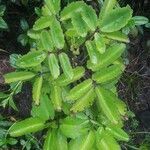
2;0;137;149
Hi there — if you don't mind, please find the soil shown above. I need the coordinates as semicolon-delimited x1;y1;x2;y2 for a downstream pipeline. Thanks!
0;0;149;148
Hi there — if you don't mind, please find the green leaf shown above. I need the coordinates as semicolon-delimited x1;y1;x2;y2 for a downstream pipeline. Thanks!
87;43;126;71
99;6;133;32
0;17;8;29
86;41;100;64
94;33;106;54
0;92;9;99
17;34;28;46
56;67;85;86
95;86;121;124
33;16;51;31
96;131;121;150
50;16;65;49
32;76;43;105
59;53;73;79
0;5;6;16
27;29;40;40
92;64;124;84
42;5;52;16
69;130;95;150
44;0;61;15
103;31;129;43
70;88;96;113
106;125;129;142
61;2;85;21
99;0;117;19
71;13;88;37
4;71;35;84
9;117;45;137
20;18;29;31
16;51;47;68
132;16;149;26
100;88;127;116
31;94;55;121
66;79;93;101
60;116;90;139
43;129;68;150
48;53;60;79
50;85;62;111
40;30;54;51
81;4;97;31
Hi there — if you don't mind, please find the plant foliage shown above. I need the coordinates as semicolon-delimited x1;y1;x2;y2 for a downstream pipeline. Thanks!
2;0;138;149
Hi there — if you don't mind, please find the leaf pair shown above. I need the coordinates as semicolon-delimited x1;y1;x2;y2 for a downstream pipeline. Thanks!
92;64;124;84
66;79;95;112
48;53;73;80
96;125;129;150
61;1;97;37
99;4;133;33
56;67;85;86
33;15;65;50
96;127;121;150
96;86;127;125
87;43;126;71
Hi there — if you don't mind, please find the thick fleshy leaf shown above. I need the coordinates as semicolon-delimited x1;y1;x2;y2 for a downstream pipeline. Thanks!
50;16;65;49
4;71;35;84
50;85;62;111
100;88;127;116
61;2;85;21
95;86;121;124
69;130;95;150
43;129;68;150
59;53;73;79
27;29;40;40
94;33;106;54
44;0;61;15
87;43;126;71
86;41;100;64
132;16;149;26
71;13;88;37
0;17;8;29
81;4;97;31
96;131;121;150
16;51;47;68
99;6;133;32
31;94;55;121
66;79;93;101
99;0;117;19
70;88;96;113
103;31;129;43
40;30;54;51
56;67;85;86
9;117;45;137
48;53;60;79
92;64;124;84
33;16;51;31
32;76;43;105
106;125;129;142
60;116;90;139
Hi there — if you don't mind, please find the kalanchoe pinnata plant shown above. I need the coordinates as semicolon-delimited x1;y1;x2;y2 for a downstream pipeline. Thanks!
4;0;135;149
